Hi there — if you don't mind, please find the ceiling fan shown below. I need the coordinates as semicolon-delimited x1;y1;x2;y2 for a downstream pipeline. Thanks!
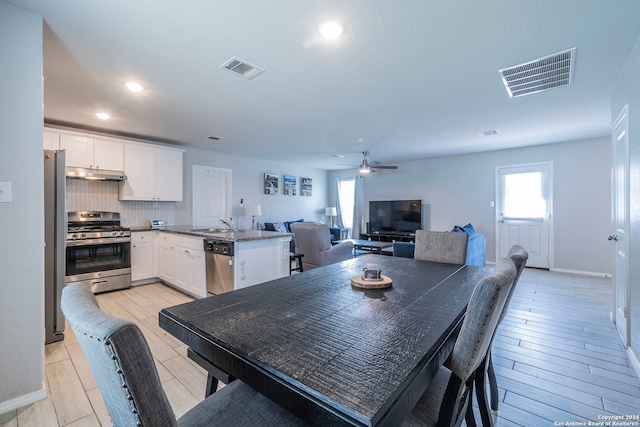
357;151;398;174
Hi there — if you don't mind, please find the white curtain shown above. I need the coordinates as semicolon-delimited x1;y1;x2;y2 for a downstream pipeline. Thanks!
335;178;345;228
351;175;365;238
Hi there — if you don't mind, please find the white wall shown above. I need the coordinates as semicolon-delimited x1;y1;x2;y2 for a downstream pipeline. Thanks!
0;2;47;412
174;147;329;229
612;33;640;360
329;137;611;275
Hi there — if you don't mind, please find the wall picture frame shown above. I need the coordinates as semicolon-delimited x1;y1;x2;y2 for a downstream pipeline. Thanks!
300;177;312;196
284;175;296;195
264;173;279;195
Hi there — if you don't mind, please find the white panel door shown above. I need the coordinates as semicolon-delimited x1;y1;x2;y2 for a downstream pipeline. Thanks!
497;162;552;269
193;165;232;227
611;105;630;346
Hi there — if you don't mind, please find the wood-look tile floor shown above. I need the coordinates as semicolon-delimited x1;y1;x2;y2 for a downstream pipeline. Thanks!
1;269;639;426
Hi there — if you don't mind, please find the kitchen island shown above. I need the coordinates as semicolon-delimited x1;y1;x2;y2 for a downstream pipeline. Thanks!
130;226;292;298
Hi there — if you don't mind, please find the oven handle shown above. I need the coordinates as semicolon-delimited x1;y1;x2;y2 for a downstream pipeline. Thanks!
67;237;131;246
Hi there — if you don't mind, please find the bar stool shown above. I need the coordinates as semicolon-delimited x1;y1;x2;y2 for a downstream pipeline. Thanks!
289;253;304;275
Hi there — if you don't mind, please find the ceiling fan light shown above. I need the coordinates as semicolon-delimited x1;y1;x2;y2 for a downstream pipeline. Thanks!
125;81;144;92
95;112;111;120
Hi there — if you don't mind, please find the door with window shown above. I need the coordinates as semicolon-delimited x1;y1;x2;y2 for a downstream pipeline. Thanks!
497;162;552;269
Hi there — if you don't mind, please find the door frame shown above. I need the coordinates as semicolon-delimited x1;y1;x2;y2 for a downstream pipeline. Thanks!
495;161;554;269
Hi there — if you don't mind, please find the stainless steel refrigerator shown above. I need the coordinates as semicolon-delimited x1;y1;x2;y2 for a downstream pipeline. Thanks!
44;149;66;344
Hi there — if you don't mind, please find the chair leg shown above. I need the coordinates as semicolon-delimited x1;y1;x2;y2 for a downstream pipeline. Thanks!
487;352;499;411
474;355;494;427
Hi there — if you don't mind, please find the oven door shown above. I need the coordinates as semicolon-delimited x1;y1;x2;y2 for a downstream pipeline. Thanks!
65;237;131;284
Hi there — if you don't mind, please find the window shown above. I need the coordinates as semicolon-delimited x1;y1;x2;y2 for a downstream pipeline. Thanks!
501;171;546;220
337;178;355;228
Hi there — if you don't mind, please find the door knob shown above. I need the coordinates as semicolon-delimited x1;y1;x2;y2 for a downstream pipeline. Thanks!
608;235;618;241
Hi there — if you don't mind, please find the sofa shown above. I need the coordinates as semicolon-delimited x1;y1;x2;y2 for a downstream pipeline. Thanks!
289;223;354;270
393;224;486;266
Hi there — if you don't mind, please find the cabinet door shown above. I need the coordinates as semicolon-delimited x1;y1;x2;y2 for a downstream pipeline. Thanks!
43;131;59;150
131;232;154;281
120;144;156;200
155;148;183;201
158;242;177;284
60;134;94;167
175;248;191;292
94;139;124;170
189;249;206;298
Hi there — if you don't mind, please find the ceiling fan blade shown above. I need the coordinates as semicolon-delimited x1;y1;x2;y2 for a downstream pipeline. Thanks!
374;165;398;169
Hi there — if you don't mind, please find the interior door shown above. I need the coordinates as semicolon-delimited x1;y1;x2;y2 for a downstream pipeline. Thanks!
611;105;630;346
192;165;232;227
497;163;551;268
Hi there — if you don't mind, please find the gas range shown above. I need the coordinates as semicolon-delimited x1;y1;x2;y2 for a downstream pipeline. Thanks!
65;211;132;293
67;211;131;241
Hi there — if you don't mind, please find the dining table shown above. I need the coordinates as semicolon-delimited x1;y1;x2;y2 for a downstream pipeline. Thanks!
159;254;490;426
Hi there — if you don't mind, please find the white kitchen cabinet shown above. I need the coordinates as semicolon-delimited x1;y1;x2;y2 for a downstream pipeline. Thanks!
157;232;206;298
43;131;59;150
131;232;155;281
59;134;124;170
119;143;184;201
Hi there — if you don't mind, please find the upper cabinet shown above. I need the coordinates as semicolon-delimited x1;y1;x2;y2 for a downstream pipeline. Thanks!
43;131;59;150
118;143;184;201
59;134;124;170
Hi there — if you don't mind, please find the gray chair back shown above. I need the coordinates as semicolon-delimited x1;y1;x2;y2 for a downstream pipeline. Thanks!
498;245;529;323
414;230;468;264
448;257;517;381
61;283;178;426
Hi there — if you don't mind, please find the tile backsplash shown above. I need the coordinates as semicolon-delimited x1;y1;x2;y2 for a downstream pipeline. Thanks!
66;179;176;227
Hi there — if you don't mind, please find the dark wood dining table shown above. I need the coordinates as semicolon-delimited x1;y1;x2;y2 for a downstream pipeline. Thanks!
159;254;490;426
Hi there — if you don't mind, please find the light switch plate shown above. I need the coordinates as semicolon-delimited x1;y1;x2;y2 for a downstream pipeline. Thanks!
0;182;12;203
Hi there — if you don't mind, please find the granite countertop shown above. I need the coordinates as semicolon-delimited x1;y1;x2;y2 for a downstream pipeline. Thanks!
129;225;292;242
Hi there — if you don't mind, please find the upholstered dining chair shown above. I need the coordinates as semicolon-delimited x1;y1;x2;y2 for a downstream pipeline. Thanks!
289;222;353;270
61;283;307;427
484;245;529;413
414;230;468;264
403;257;517;427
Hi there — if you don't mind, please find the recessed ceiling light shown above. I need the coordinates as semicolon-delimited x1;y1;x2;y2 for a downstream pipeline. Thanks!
318;20;345;40
125;81;144;92
95;112;111;120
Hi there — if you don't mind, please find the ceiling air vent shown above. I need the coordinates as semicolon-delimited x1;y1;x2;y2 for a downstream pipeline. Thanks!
499;48;576;98
220;57;265;80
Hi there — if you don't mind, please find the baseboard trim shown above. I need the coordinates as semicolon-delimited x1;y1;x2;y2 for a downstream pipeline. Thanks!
549;267;610;278
628;346;640;381
0;387;47;415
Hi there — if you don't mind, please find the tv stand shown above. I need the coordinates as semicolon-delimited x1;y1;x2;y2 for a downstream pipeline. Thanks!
361;232;416;243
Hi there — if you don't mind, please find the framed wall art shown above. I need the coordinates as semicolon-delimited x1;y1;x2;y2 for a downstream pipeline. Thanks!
283;175;296;195
264;173;279;195
300;177;312;196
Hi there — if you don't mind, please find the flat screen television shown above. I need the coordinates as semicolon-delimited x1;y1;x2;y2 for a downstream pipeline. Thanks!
368;200;422;235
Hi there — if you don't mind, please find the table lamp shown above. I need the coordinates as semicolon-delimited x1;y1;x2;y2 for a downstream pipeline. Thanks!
325;206;337;227
245;204;262;230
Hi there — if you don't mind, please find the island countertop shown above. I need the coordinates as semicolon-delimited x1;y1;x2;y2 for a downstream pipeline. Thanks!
129;225;292;242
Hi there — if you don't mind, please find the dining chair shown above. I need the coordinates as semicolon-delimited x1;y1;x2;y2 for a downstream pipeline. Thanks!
403;257;517;427
413;230;468;264
61;283;308;427
484;245;529;413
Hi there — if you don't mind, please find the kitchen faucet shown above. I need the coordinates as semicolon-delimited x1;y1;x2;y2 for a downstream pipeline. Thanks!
220;218;232;229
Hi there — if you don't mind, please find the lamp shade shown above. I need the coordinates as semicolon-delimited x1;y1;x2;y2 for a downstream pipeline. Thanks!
325;207;337;216
245;204;262;217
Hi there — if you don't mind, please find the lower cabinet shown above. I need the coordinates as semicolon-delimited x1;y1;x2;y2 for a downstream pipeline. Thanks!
156;232;206;298
131;232;155;281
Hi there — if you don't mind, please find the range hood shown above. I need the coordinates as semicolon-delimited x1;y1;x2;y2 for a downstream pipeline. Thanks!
65;166;127;181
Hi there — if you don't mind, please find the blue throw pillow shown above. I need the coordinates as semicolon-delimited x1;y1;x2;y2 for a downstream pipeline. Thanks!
453;223;476;235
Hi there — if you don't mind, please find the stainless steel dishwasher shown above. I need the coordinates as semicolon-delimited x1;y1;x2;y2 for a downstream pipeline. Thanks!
204;239;234;295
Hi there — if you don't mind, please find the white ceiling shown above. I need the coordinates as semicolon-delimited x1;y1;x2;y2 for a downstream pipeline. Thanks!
8;1;640;170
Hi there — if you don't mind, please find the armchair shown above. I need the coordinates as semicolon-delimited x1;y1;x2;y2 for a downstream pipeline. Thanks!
289;222;354;270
